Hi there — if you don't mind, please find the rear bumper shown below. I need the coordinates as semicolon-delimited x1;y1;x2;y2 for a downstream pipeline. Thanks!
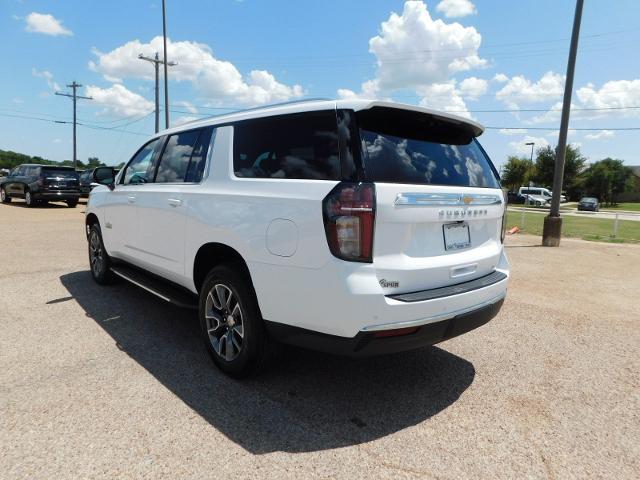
265;296;504;357
250;248;509;338
33;191;80;201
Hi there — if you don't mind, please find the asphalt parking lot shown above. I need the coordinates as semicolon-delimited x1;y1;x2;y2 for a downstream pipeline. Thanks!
1;200;639;479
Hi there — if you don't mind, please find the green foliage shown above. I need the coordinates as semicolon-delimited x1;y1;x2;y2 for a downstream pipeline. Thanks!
533;145;586;199
583;158;634;205
501;156;533;191
0;149;104;171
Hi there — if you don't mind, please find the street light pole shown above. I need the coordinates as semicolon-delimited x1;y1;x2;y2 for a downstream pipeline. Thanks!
542;0;584;246
525;141;535;187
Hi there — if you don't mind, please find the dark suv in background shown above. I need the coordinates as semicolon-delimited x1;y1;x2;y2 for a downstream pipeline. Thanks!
0;164;80;207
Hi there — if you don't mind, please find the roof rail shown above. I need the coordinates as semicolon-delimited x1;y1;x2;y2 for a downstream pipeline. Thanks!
179;98;333;126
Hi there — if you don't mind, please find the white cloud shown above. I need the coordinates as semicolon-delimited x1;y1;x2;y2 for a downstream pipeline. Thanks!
509;135;549;155
495;71;565;108
25;12;72;36
458;76;487;100
367;1;486;90
585;130;615;140
89;36;303;106
337;80;381;100
85;84;154;117
436;0;477;18
576;79;640;116
498;128;528;136
174;100;198;114
530;78;640;124
32;68;61;92
173;116;200;126
418;82;470;118
493;73;509;83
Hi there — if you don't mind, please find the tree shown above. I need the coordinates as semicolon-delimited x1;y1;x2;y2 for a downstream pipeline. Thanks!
501;156;533;191
584;158;633;205
533;144;586;200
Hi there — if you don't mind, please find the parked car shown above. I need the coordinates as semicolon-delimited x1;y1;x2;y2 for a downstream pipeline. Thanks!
519;186;566;203
578;197;599;212
0;164;80;207
523;193;550;207
507;191;526;204
86;99;510;376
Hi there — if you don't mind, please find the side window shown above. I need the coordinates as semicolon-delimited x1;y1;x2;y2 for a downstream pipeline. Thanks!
233;111;340;180
185;127;214;183
155;130;200;183
122;138;161;185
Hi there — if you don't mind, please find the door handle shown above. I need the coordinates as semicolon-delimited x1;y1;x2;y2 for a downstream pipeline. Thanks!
127;195;136;204
168;198;183;207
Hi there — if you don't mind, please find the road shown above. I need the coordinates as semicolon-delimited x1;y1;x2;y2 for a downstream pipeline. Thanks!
1;200;639;479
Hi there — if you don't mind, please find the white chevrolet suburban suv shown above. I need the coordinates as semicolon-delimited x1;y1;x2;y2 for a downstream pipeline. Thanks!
86;99;509;377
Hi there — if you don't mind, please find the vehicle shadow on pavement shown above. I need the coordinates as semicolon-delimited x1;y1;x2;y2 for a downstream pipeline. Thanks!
60;270;476;454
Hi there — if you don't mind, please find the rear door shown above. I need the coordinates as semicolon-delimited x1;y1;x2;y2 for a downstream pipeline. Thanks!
356;107;505;294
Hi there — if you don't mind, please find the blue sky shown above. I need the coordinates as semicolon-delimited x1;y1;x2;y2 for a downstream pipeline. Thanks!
1;0;639;169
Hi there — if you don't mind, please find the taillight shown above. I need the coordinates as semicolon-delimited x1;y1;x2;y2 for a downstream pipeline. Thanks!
323;182;376;263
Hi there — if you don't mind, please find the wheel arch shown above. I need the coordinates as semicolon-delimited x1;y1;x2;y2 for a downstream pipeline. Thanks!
193;242;254;294
85;213;100;239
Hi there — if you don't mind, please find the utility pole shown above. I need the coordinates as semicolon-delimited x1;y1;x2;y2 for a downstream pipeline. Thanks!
542;0;584;247
138;52;176;133
162;0;170;129
55;81;92;170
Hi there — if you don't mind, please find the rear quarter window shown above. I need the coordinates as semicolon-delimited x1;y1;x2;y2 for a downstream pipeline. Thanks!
233;111;341;180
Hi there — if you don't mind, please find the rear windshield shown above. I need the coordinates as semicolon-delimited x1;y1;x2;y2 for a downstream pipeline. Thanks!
357;109;500;188
41;168;78;179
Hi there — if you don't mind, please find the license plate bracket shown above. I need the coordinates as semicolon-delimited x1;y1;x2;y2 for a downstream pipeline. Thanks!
443;222;471;251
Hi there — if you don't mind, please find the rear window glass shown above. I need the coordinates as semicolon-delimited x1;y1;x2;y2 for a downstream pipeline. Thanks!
358;110;499;188
233;111;340;180
41;168;78;179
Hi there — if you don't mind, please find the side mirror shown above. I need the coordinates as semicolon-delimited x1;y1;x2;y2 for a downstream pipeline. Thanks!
93;167;116;190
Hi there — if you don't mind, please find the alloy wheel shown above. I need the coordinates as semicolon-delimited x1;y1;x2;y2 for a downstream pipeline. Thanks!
89;230;104;277
0;188;5;202
205;283;244;361
25;191;32;206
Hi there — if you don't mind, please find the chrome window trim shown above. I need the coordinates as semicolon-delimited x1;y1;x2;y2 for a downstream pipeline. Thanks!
394;192;503;207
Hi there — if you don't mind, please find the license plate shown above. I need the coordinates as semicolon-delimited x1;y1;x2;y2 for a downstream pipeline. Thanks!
443;223;471;251
58;182;67;188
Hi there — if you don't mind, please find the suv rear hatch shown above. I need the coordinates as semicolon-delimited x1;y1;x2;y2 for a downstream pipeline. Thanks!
357;106;505;295
40;167;79;191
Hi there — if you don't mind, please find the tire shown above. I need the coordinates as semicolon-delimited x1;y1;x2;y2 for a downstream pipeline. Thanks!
199;264;278;377
67;199;78;208
0;187;10;203
24;189;34;208
88;223;116;285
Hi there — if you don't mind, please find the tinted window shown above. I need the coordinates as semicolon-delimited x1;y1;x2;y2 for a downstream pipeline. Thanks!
233;111;340;180
357;109;499;188
185;127;214;183
41;167;78;179
155;130;201;183
123;138;161;185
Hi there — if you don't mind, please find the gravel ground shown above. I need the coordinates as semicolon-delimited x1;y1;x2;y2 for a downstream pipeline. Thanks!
1;200;639;479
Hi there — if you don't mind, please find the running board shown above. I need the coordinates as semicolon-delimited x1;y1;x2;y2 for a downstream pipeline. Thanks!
110;265;198;310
